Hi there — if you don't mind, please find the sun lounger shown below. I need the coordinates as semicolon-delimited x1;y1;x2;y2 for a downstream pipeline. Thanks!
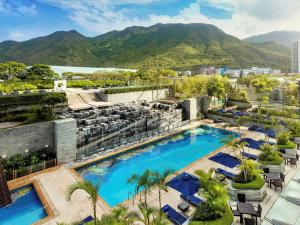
216;168;236;180
162;205;188;225
241;152;258;160
78;215;93;225
180;194;204;207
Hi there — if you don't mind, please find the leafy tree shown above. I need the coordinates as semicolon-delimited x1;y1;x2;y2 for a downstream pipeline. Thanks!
194;169;229;220
26;64;58;81
66;181;100;225
0;61;26;80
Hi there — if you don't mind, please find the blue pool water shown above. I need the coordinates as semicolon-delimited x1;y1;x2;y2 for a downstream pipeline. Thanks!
78;125;238;207
0;185;47;225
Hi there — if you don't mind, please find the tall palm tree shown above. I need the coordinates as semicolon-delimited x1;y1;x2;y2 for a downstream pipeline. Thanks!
152;169;174;221
127;170;154;209
66;181;99;225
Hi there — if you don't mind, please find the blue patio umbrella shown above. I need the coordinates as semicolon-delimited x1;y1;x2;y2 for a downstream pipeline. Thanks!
167;172;200;196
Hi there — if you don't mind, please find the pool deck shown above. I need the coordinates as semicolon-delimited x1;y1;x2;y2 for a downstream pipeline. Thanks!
7;119;300;225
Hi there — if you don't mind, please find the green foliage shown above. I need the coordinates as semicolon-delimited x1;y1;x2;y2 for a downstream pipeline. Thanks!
277;132;291;145
232;175;265;190
190;205;233;225
0;24;290;70
0;61;26;80
258;144;283;165
0;92;66;107
26;64;58;81
194;169;229;220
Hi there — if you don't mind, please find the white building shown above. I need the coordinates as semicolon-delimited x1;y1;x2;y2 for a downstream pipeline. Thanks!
291;40;300;73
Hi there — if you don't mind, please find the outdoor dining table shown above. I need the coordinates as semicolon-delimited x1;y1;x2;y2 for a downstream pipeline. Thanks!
237;202;257;225
265;173;281;188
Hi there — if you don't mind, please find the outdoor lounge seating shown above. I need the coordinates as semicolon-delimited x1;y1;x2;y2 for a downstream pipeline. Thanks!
248;126;276;138
78;215;93;225
240;138;265;150
180;194;204;207
162;205;188;225
209;152;240;168
215;168;236;180
241;152;258;160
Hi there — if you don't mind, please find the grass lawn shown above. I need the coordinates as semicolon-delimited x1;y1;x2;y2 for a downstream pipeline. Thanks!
189;206;234;225
232;175;265;190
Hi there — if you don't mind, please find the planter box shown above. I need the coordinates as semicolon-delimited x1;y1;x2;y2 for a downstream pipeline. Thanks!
260;162;285;173
228;183;267;201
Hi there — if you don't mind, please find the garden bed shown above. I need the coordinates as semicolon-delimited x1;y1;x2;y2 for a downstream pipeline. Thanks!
189;206;234;225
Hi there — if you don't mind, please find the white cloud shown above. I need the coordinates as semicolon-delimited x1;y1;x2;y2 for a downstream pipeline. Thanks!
40;0;300;38
0;0;37;15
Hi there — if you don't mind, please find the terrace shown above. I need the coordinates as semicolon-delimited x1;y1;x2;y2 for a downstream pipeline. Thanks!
1;118;299;225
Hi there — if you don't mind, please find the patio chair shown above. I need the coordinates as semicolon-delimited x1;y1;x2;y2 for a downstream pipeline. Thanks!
254;203;262;221
237;193;246;203
271;179;283;191
244;218;256;225
180;194;204;207
229;204;240;217
280;173;285;185
78;216;93;225
162;205;188;225
289;158;298;168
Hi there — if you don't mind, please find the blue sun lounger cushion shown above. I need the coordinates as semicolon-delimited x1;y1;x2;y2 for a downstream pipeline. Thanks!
180;194;204;207
216;168;236;180
162;205;188;225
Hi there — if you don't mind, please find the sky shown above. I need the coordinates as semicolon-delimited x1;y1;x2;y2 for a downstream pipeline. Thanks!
0;0;300;42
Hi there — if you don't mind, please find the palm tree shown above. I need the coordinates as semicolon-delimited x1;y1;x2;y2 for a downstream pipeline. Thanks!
152;170;174;221
194;169;229;219
127;170;154;209
66;181;99;225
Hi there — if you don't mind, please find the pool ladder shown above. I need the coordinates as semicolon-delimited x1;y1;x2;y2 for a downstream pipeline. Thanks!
128;192;135;205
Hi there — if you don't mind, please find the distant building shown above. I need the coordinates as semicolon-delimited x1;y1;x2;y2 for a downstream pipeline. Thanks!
291;40;300;73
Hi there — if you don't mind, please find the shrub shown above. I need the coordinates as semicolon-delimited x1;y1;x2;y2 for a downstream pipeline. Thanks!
258;144;283;165
232;175;265;190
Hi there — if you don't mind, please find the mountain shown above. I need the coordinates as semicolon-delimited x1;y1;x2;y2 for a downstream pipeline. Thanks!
0;23;290;70
244;31;300;48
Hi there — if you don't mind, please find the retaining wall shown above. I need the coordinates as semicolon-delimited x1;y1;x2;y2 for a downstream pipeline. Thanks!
98;89;169;104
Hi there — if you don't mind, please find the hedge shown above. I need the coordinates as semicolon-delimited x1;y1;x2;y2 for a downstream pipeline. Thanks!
232;175;265;190
103;85;171;94
189;206;234;225
277;141;296;149
0;92;66;107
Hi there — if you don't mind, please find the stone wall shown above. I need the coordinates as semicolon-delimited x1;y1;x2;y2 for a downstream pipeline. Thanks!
54;119;77;163
0;119;77;163
0;122;54;157
98;89;169;104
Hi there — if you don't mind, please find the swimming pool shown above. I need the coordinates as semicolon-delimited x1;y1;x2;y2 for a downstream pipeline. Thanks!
77;125;238;207
0;185;47;225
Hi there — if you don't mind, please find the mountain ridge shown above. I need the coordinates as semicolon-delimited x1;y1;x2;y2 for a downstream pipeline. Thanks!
0;23;290;70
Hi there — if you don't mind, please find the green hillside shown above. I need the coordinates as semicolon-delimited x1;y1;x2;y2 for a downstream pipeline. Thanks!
0;23;290;70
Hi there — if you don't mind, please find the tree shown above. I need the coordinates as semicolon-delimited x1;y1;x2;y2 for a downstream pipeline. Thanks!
66;181;99;225
0;61;26;80
26;64;58;81
152;170;173;221
194;169;229;220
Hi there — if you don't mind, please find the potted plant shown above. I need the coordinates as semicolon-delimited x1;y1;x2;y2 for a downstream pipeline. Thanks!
288;121;300;143
277;132;296;157
229;159;266;201
258;144;284;173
